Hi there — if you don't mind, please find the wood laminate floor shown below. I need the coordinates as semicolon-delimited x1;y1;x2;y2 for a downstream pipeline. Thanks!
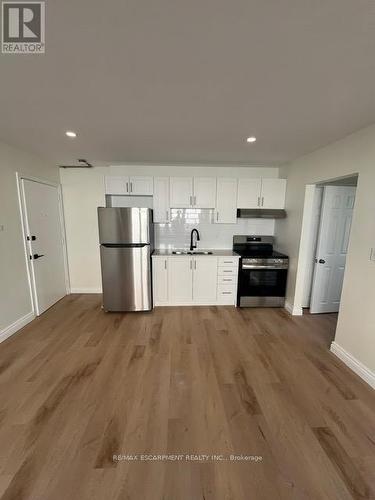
0;295;374;500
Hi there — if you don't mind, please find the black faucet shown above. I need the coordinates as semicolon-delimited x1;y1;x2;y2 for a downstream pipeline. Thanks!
190;229;200;251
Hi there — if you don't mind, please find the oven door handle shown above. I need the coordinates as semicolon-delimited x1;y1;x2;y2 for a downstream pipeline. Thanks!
241;265;289;270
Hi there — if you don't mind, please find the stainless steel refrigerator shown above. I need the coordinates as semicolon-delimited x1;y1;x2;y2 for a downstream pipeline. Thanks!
98;207;154;312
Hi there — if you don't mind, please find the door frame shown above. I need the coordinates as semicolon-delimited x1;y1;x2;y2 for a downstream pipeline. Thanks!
16;173;70;315
292;173;358;317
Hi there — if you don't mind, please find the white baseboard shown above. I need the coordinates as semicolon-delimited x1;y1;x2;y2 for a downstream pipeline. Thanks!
285;301;303;316
0;312;35;344
70;288;102;294
330;342;375;390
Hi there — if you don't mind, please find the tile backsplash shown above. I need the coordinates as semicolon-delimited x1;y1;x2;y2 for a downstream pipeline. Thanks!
155;209;275;249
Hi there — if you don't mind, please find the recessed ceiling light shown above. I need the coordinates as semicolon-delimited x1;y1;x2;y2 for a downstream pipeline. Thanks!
246;136;256;143
65;131;77;138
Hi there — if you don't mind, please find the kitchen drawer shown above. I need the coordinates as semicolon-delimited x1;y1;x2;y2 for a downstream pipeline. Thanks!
218;275;237;285
217;266;238;276
217;285;237;304
218;257;239;267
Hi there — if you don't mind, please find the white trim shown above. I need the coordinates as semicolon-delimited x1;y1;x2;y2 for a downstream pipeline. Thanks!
16;172;37;313
70;288;102;294
285;301;303;316
57;185;71;294
0;312;35;344
330;342;375;389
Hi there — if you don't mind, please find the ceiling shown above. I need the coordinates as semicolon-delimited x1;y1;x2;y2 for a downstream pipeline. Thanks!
1;0;375;167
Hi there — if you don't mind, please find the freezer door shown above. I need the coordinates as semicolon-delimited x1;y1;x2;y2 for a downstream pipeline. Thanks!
98;207;152;244
100;244;152;311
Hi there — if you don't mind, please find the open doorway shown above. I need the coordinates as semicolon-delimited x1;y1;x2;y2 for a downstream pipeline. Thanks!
302;175;358;315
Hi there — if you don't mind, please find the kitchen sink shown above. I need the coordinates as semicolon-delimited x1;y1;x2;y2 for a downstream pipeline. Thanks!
172;251;213;255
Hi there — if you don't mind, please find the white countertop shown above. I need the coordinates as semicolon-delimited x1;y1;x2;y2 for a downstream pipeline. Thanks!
152;249;240;257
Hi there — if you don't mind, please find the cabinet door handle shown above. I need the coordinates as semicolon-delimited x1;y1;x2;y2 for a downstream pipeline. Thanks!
164;260;167;269
194;196;197;205
222;292;232;295
166;210;169;222
257;196;260;207
194;260;197;270
126;182;129;193
189;195;192;206
261;196;264;206
130;182;133;193
216;212;219;222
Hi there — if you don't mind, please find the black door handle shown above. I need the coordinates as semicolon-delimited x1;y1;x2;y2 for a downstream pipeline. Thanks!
33;254;45;260
319;259;326;264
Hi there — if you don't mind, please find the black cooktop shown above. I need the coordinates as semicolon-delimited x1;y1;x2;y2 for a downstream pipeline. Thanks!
236;249;288;259
232;236;288;260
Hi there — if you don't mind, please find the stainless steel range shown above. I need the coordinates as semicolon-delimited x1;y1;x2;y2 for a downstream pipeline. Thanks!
233;235;289;307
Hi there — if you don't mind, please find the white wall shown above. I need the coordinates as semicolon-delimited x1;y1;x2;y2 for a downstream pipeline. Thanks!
60;165;279;292
0;141;59;339
275;124;375;376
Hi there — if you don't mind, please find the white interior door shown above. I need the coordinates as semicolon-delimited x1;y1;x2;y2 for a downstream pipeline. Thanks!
22;179;67;315
310;186;356;314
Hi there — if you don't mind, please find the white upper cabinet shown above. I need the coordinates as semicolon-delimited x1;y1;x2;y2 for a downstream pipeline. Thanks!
237;178;286;209
105;174;286;211
129;176;153;195
237;178;262;208
193;177;216;208
105;175;153;196
260;178;286;209
170;177;193;208
192;256;218;303
170;177;216;208
153;177;170;223
215;178;238;224
104;176;128;195
168;256;193;303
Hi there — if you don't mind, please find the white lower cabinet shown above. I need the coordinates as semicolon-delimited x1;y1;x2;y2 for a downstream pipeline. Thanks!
192;257;218;303
168;257;193;304
152;255;239;306
217;285;237;305
152;257;169;305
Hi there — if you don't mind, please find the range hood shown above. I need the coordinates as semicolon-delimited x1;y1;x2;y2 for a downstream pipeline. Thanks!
237;209;287;219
